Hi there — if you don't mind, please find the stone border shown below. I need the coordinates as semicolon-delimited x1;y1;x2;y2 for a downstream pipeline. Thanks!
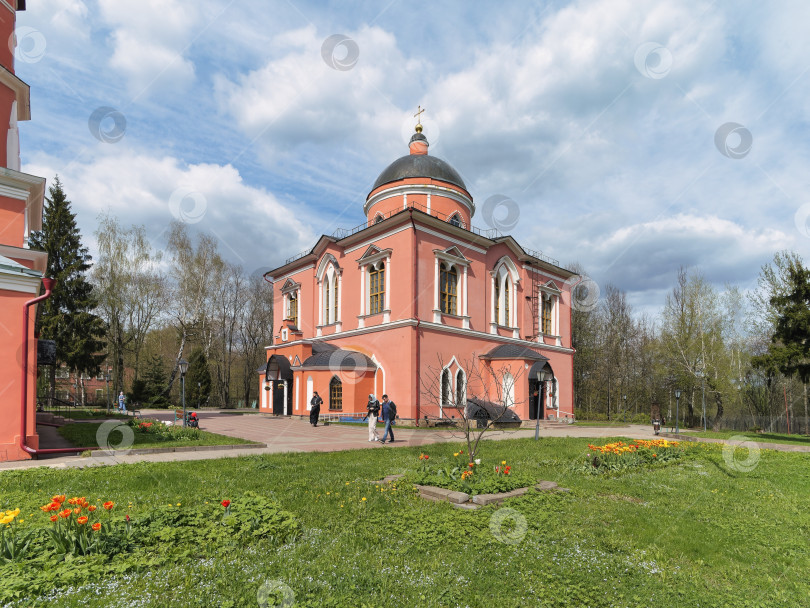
414;480;570;510
88;443;266;457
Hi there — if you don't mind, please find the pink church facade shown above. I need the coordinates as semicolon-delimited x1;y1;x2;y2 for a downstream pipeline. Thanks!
262;124;577;424
0;1;52;461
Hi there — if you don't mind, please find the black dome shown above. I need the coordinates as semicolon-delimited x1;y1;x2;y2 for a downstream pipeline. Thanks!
370;154;468;192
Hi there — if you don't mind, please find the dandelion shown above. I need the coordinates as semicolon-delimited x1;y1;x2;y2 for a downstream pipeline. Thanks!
361;497;367;502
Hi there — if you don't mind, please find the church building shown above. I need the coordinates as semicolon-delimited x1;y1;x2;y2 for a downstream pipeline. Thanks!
261;116;577;423
0;1;52;461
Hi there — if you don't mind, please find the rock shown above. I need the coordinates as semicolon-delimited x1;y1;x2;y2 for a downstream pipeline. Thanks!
473;487;530;505
535;481;559;491
415;484;470;504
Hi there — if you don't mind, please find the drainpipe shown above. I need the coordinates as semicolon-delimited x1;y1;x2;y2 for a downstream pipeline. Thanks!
409;208;421;425
20;277;98;457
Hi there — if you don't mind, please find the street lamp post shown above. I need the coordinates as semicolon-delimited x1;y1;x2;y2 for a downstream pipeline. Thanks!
535;368;552;440
179;359;189;427
675;389;681;434
105;371;111;415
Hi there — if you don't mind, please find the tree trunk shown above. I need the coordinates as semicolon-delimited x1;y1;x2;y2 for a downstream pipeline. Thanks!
712;391;723;431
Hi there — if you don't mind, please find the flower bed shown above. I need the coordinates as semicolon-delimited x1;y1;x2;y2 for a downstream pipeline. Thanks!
406;451;537;495
0;492;300;603
575;439;684;474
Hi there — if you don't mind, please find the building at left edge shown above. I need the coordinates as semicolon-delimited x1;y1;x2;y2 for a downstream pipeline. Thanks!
0;1;53;461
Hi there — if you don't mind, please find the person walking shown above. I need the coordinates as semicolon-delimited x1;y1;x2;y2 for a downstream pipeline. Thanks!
118;391;126;413
379;394;396;444
365;393;380;442
309;391;323;427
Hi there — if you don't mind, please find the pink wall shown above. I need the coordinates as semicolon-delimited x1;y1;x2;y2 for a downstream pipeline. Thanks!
0;289;40;460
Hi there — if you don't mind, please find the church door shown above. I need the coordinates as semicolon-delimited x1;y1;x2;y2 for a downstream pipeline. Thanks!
528;379;544;420
273;381;286;415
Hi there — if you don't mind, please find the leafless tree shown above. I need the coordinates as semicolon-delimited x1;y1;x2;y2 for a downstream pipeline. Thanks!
421;354;524;463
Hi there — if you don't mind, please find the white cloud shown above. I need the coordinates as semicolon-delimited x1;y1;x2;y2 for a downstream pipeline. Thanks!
25;149;314;271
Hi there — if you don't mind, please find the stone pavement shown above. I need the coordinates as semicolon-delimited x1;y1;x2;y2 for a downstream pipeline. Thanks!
0;412;676;472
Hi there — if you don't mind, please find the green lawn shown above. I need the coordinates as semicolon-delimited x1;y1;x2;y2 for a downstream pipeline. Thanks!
679;429;810;446
57;421;258;450
0;437;807;607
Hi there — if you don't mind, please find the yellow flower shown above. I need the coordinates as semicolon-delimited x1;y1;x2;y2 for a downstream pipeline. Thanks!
176;503;181;506
361;497;367;501
501;461;506;465
453;452;459;457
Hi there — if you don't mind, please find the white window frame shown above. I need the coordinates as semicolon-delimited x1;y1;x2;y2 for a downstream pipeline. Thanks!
490;256;520;338
356;247;392;328
538;280;562;345
316;255;342;335
433;247;470;328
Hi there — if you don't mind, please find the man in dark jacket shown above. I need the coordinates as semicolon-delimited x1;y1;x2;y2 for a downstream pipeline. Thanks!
310;392;323;426
379;394;396;444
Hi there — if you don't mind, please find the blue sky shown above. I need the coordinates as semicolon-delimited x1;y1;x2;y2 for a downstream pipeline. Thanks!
15;0;810;315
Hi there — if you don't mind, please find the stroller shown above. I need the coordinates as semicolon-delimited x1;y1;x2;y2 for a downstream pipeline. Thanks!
185;412;199;428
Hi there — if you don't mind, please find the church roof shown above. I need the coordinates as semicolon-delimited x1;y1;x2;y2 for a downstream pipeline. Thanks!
370;153;468;192
479;344;549;361
299;344;377;371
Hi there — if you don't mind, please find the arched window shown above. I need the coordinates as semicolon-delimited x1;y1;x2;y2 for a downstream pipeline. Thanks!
329;376;343;411
455;369;465;407
441;368;451;416
504;280;510;326
324;277;331;323
494;280;500;324
448;213;462;227
333;273;339;322
502;371;515;408
374;214;385;224
369;262;385;315
440;263;458;315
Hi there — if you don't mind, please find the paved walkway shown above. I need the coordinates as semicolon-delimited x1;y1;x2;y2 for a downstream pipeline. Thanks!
4;412;801;472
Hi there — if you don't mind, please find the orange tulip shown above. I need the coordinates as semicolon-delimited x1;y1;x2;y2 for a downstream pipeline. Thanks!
49;515;58;522
52;495;66;504
77;516;88;525
91;522;101;531
88;505;97;512
59;509;71;519
73;507;81;515
103;501;114;511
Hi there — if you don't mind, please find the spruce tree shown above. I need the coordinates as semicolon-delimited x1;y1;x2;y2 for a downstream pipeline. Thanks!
142;353;171;408
29;177;105;385
186;347;212;408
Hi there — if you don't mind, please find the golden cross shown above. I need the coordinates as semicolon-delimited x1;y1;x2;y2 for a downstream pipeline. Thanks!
414;105;425;125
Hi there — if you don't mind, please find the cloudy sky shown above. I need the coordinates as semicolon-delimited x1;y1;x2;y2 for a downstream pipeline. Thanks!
14;0;810;315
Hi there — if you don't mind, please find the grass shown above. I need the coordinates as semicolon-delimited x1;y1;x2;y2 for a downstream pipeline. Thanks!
679;429;810;446
56;421;258;450
0;437;808;607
